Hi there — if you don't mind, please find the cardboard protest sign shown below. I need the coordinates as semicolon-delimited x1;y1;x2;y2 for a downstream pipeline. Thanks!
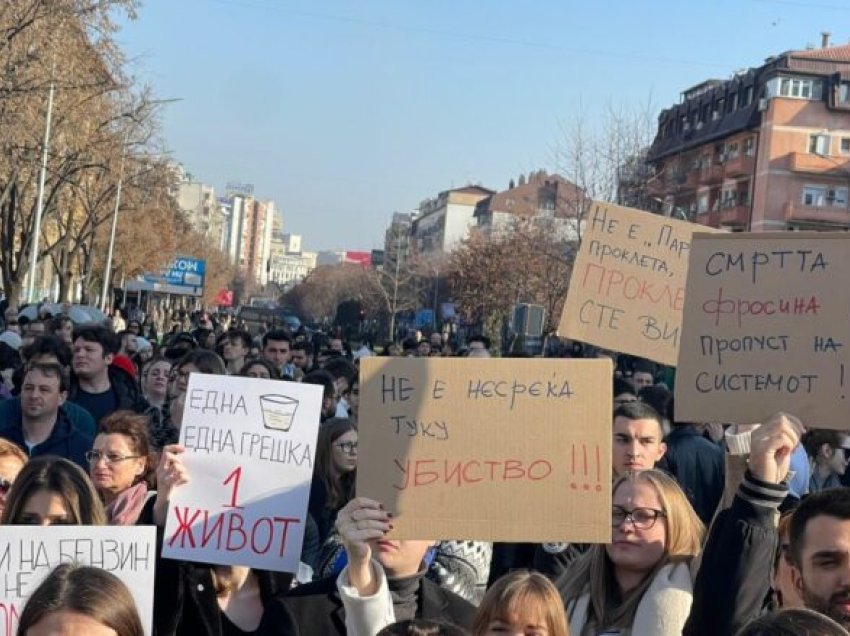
675;232;850;429
162;375;322;571
357;358;612;543
0;526;156;635
559;201;720;365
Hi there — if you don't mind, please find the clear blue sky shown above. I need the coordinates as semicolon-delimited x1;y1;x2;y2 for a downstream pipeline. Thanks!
119;0;850;251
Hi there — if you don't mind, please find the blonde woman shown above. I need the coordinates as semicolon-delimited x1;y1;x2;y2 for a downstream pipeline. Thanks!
559;469;704;636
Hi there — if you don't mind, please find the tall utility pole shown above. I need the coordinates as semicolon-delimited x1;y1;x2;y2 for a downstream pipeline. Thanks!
388;227;409;342
26;79;56;303
100;135;128;311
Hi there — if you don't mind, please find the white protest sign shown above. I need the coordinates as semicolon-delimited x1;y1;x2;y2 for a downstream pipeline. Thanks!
0;526;156;635
162;375;322;572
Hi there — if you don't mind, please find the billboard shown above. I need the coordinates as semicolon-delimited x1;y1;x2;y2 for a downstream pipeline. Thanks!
140;257;206;297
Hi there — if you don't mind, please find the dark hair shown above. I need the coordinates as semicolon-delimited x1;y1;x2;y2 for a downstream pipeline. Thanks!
227;329;253;349
72;325;119;356
262;329;292;348
316;418;358;510
49;315;73;332
638;384;671;422
735;608;849;635
613;377;635;399
802;429;844;460
97;411;154;487
402;338;418;352
238;358;280;379
292;341;313;355
632;359;656;377
2;457;107;525
175;349;226;376
789;487;850;566
21;335;72;367
17;563;143;636
24;362;70;393
323;357;357;385
613;400;663;428
303;369;336;401
377;619;469;636
469;334;491;349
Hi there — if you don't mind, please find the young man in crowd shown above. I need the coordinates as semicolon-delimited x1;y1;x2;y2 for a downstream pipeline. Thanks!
262;329;295;378
291;342;314;375
222;329;252;375
323;357;357;419
612;401;667;477
803;429;849;494
68;325;148;424
0;362;92;469
630;359;656;392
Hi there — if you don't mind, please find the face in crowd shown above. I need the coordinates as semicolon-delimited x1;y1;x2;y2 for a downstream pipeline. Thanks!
612;412;667;476
331;429;358;475
88;432;147;501
21;367;66;422
262;338;290;369
141;360;172;401
72;337;113;380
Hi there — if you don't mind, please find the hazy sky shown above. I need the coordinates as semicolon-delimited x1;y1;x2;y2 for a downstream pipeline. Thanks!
119;0;850;251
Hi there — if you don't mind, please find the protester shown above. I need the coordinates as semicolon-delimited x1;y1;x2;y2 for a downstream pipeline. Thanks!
471;570;568;636
239;358;280;380
303;369;339;422
0;439;26;516
309;418;358;548
140;357;172;412
291;341;314;375
222;329;252;375
612;377;637;409
1;456;107;525
169;349;227;398
88;411;153;525
735;608;849;636
803;429;849;493
631;360;656;392
323;357;358;418
278;497;475;635
68;325;149;424
149;444;296;635
48;314;74;346
377;619;469;635
0;362;92;469
559;469;704;635
262;329;294;378
611;402;667;477
466;336;491;358
17;563;145;636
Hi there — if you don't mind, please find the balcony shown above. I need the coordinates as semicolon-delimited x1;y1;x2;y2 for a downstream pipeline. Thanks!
724;154;755;178
789;152;850;176
784;201;850;227
718;205;750;228
699;164;724;184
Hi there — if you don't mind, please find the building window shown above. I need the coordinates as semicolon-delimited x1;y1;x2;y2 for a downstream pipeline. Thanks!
742;86;754;107
778;77;824;100
809;134;830;155
728;92;738;112
744;137;755;156
840;82;850;104
829;187;849;207
803;185;827;207
841;138;850;154
697;193;709;213
726;142;740;159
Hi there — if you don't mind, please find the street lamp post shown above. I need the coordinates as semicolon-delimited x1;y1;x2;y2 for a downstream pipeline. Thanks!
26;79;56;303
388;228;409;342
100;137;127;312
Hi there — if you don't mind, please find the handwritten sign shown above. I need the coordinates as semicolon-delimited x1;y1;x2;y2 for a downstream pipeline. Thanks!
357;358;612;542
559;201;720;365
675;232;850;428
0;526;155;635
162;375;322;571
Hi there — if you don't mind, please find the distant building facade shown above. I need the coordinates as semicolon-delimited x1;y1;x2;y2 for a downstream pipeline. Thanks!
411;185;494;253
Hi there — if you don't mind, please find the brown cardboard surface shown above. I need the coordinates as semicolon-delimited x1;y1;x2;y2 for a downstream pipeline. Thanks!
559;201;720;365
356;357;613;542
675;232;850;429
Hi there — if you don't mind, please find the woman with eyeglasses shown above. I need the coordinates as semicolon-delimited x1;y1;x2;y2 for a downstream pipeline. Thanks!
558;469;704;636
87;411;154;525
309;418;358;552
2;456;107;525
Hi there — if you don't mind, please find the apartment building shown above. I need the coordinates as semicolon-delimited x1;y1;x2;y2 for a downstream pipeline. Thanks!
647;35;850;231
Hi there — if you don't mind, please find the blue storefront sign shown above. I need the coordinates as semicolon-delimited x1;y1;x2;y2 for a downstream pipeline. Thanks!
140;257;206;296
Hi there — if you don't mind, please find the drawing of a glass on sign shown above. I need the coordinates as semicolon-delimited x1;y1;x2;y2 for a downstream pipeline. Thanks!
260;394;299;431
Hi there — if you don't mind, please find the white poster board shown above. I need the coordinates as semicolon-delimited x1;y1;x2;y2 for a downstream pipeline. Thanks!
0;526;156;635
162;375;322;572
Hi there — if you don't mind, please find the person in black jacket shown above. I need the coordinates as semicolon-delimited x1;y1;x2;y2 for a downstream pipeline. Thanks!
68;325;149;424
275;497;475;635
684;413;803;635
0;362;92;469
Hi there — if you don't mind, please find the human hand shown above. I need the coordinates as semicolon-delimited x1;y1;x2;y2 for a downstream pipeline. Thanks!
335;497;392;595
153;444;189;525
749;413;804;484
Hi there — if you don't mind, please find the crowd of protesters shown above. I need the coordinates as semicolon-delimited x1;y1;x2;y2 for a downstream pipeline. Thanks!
0;300;849;635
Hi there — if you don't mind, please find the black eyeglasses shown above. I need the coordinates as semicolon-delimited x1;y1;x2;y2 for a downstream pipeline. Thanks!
334;442;358;454
85;451;141;465
611;506;666;530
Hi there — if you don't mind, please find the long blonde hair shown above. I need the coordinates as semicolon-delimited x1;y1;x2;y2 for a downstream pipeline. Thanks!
558;470;704;635
473;570;568;636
